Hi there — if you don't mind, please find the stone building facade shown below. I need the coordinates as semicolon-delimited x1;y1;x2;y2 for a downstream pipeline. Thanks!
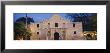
29;14;84;40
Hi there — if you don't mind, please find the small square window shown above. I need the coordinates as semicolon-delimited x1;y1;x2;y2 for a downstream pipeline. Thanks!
55;23;58;27
48;23;50;25
74;31;76;34
37;32;39;34
37;24;39;27
73;23;75;27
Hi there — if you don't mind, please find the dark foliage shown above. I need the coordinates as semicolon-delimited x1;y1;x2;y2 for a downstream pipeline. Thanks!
66;13;97;31
14;16;34;40
16;17;34;24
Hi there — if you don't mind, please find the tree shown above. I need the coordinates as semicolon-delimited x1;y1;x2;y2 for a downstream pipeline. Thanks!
14;21;32;40
16;17;34;24
14;22;26;40
14;16;34;40
66;13;97;31
90;14;97;31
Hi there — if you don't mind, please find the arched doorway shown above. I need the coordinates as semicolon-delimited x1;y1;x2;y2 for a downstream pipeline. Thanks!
54;32;60;40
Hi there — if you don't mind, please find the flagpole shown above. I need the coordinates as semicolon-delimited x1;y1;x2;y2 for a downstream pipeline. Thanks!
26;13;27;40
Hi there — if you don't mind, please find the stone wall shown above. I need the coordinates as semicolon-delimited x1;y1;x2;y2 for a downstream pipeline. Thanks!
29;14;83;40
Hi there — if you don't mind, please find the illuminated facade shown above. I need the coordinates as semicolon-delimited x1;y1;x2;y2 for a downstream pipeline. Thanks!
29;14;84;40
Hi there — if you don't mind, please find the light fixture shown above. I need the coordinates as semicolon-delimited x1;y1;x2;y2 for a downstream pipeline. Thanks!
84;33;86;35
